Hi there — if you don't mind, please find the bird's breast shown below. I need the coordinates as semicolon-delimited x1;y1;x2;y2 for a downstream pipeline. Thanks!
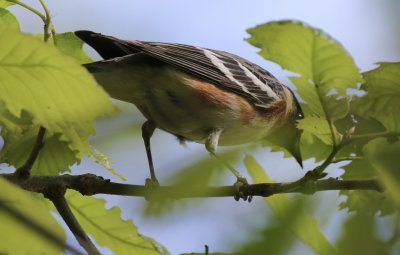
135;71;283;145
91;65;287;146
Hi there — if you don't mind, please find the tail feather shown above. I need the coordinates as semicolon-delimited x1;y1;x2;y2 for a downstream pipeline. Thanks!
75;30;138;59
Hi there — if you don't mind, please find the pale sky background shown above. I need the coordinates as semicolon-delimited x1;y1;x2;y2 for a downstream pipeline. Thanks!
8;0;400;254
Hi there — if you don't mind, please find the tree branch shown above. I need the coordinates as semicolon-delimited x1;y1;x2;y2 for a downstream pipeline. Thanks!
2;173;383;199
50;196;101;255
43;183;101;255
15;127;46;177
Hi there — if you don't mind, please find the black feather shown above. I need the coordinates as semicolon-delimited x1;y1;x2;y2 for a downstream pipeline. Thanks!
75;30;288;107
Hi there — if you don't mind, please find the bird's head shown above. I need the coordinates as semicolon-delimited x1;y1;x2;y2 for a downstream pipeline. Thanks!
268;92;304;167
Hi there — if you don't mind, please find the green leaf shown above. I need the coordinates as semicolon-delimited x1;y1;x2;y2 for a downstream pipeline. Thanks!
53;32;92;64
244;156;335;255
339;138;396;215
363;138;400;211
0;177;66;254
88;145;126;181
372;165;400;211
335;213;388;255
236;210;295;255
0;8;19;30
297;115;334;145
0;28;116;159
363;138;400;181
169;147;246;187
0;125;77;175
355;62;400;131
299;132;331;162
341;158;376;180
145;147;247;215
290;77;350;121
0;1;13;8
289;77;324;117
247;20;360;96
339;190;394;216
66;190;166;255
247;20;360;160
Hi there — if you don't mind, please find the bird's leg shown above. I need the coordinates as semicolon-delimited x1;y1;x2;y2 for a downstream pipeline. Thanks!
206;128;251;201
141;120;159;187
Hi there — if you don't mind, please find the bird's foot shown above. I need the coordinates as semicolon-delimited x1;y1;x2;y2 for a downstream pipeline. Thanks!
233;176;252;202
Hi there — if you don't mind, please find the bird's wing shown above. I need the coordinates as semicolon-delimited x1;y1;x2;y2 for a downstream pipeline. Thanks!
75;30;285;107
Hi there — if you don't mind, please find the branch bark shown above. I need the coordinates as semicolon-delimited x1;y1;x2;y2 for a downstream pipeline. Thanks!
50;196;101;255
2;173;383;199
37;177;101;255
15;127;46;177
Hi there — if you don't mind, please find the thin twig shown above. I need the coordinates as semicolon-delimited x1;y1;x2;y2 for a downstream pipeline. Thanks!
38;0;51;18
343;131;400;146
0;200;84;255
307;130;400;179
15;127;46;177
50;195;101;255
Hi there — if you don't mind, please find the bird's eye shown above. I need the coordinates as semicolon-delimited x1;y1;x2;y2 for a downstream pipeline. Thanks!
297;112;304;119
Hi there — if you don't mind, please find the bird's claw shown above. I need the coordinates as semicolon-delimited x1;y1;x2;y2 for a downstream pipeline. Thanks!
233;177;252;202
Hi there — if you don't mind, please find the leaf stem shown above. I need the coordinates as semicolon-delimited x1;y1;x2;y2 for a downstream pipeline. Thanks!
343;131;400;146
332;156;362;163
37;0;57;44
6;0;46;22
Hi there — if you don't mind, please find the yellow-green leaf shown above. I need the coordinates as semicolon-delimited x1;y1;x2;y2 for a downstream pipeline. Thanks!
247;20;360;96
0;127;77;175
335;213;387;255
88;145;126;181
363;138;400;211
355;62;400;131
297;115;335;145
53;32;93;64
0;1;13;8
0;8;19;30
0;177;66;254
66;190;166;255
145;147;246;215
0;28;116;158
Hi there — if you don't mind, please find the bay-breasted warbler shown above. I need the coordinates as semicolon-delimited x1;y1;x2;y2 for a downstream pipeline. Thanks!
75;30;303;199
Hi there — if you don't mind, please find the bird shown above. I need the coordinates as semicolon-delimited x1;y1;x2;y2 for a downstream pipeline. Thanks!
75;30;304;200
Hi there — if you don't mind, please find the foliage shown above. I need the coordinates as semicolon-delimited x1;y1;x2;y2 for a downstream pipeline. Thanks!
0;2;399;255
66;190;169;255
244;156;335;255
0;177;65;254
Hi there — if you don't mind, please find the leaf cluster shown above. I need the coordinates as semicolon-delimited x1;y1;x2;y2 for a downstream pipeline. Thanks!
245;20;400;254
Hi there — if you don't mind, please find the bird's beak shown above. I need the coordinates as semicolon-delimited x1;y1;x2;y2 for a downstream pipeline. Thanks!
286;140;303;168
268;120;303;168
